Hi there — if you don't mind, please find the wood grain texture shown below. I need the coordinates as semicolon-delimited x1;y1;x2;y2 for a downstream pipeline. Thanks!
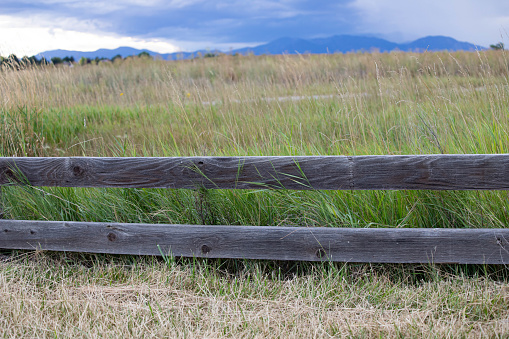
352;155;509;190
1;220;508;264
0;156;351;190
1;154;509;190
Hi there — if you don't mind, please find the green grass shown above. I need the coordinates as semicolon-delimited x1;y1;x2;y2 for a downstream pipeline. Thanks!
1;50;509;337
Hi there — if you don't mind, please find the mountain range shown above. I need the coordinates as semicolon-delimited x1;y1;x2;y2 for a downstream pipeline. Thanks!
38;35;485;61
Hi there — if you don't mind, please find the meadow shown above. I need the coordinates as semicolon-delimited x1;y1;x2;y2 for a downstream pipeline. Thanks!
1;50;509;337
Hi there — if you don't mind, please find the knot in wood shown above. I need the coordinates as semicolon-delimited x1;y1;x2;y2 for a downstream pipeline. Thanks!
72;165;84;177
107;232;117;242
68;159;88;178
315;248;326;258
201;244;211;254
0;167;16;183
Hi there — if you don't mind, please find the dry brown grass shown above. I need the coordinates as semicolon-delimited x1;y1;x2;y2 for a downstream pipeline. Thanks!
1;253;508;338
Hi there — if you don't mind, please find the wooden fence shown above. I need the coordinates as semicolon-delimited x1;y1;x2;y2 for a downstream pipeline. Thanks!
1;155;509;264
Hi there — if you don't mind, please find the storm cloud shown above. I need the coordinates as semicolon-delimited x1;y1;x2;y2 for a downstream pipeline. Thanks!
0;0;507;56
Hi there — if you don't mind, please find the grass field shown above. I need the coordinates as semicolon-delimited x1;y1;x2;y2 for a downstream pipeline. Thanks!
1;50;509;337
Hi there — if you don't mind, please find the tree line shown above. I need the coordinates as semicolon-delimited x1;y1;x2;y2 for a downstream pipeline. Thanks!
0;51;153;70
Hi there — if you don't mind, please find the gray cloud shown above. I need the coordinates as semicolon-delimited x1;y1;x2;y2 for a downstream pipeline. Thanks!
0;0;355;47
1;0;508;52
349;0;509;46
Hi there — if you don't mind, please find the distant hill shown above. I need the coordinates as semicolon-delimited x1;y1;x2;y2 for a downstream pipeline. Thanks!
38;35;485;61
38;46;217;61
38;47;160;61
234;35;401;55
237;35;484;55
233;37;322;55
400;36;482;52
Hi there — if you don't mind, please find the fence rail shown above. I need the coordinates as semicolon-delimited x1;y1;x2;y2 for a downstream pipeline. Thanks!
1;155;509;264
1;220;508;264
2;154;509;190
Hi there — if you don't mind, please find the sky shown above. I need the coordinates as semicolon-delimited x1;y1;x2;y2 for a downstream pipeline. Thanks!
1;0;509;56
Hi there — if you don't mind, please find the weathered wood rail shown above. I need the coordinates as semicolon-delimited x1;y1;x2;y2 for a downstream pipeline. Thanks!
1;155;509;264
2;155;509;190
